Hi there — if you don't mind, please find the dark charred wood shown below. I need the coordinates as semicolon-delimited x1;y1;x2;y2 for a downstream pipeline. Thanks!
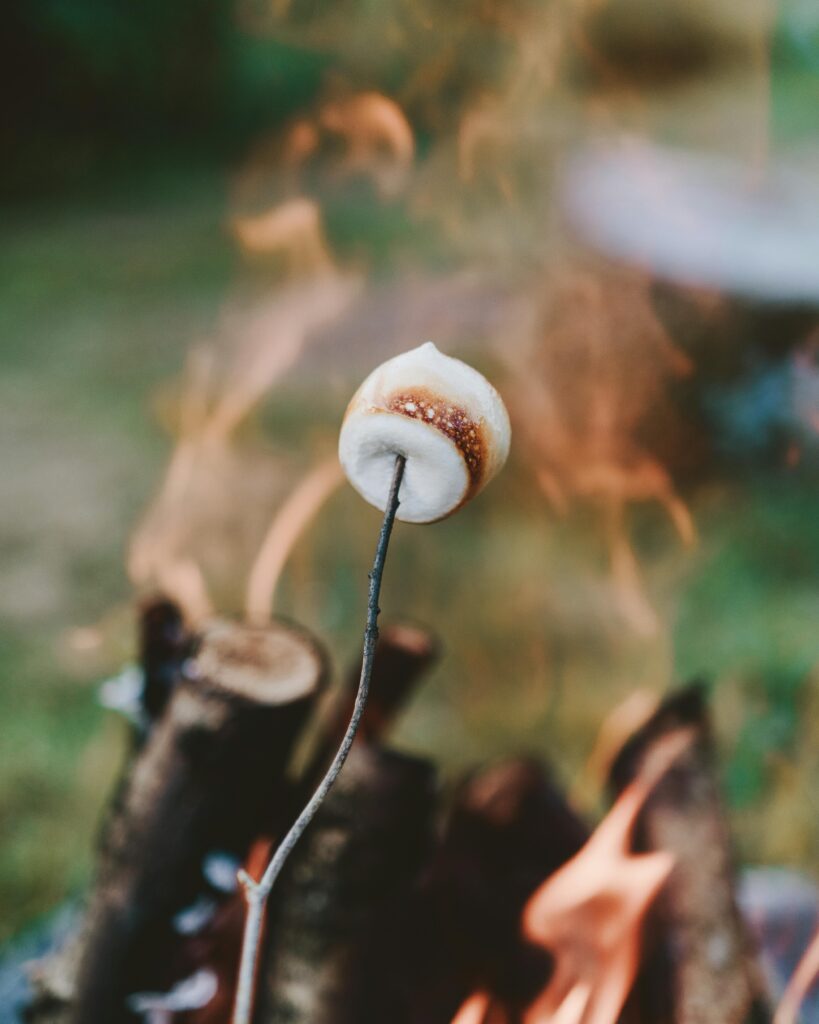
67;618;327;1024
609;684;771;1024
96;597;193;854
256;743;437;1024
26;598;195;1024
138;594;193;725
403;757;589;1024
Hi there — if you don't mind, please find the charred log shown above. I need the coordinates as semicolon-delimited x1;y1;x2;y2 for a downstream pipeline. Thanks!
404;757;589;1023
66;618;327;1024
138;594;193;726
256;743;437;1024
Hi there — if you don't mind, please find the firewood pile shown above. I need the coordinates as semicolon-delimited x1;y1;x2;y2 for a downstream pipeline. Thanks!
16;597;818;1024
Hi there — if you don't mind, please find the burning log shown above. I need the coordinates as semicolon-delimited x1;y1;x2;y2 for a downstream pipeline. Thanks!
608;685;771;1024
255;743;437;1024
303;621;439;785
405;757;589;1023
66;618;327;1024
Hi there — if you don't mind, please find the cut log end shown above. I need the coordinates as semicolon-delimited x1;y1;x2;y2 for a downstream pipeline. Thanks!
192;619;329;705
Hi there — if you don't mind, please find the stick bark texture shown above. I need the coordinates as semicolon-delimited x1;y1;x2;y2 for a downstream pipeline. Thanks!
303;621;438;786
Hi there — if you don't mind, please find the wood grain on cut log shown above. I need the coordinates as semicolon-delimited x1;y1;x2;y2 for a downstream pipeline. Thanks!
302;621;439;786
69;618;327;1024
256;743;437;1024
404;757;589;1024
609;685;770;1024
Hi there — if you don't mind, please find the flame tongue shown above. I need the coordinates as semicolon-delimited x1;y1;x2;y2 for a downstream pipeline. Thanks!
512;730;693;1024
451;991;510;1024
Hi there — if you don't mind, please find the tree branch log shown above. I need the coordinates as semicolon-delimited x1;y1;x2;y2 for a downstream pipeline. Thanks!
256;743;437;1024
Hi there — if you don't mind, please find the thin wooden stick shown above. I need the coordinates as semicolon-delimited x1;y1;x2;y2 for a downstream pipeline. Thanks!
232;453;406;1024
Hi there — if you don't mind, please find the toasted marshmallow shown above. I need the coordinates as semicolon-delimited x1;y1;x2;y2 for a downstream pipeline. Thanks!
339;342;510;523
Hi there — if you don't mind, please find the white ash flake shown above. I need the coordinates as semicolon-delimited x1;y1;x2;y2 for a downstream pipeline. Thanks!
173;895;217;935
128;969;218;1021
203;850;241;893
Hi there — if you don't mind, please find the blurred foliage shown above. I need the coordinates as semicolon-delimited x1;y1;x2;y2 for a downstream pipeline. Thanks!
1;0;331;195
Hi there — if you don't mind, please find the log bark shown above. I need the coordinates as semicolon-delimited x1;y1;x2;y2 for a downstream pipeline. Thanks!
608;684;770;1024
68;618;327;1024
26;597;194;1024
404;757;590;1023
302;621;438;786
256;743;437;1024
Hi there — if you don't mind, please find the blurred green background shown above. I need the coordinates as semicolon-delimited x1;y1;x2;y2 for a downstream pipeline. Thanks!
2;0;819;944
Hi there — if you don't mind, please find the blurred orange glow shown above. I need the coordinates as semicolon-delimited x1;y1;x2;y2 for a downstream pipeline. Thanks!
319;91;414;198
232;197;333;271
510;270;696;634
583;689;660;788
245;456;344;624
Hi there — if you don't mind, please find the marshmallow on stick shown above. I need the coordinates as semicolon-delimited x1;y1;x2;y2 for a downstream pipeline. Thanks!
232;344;508;1024
339;341;511;522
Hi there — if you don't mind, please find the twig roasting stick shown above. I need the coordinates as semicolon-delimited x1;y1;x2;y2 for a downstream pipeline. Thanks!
232;341;511;1024
302;621;439;787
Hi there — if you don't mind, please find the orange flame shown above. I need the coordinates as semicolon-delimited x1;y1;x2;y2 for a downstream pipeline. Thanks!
319;91;414;199
232;197;333;272
451;991;509;1024
518;729;694;1024
245;456;344;625
232;90;413;217
774;923;819;1024
582;689;660;792
509;269;696;635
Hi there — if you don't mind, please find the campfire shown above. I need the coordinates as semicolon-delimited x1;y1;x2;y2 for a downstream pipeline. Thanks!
26;595;819;1023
